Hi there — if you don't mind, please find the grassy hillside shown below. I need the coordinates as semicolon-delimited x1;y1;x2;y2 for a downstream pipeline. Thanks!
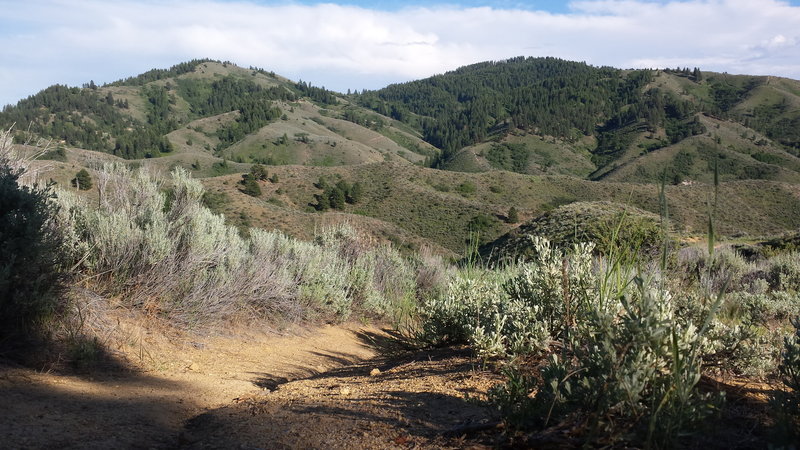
6;57;800;186
358;58;800;183
157;161;800;254
9;58;800;259
34;137;800;258
480;201;665;262
0;60;435;169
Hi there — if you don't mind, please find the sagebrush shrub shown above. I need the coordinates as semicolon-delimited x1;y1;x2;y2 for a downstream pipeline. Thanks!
498;269;717;446
769;252;800;292
421;236;722;445
677;245;751;293
55;165;433;326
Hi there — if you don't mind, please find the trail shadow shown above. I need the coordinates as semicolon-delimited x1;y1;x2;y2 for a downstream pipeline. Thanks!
251;374;289;391
354;328;416;357
683;375;777;449
181;346;502;449
248;349;367;389
296;345;483;384
1;329;137;381
0;361;222;449
0;324;253;449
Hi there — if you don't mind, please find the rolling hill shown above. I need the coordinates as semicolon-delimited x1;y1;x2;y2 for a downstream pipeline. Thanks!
357;58;800;183
4;57;800;256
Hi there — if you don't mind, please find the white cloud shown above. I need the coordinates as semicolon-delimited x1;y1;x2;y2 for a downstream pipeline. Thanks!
1;0;799;106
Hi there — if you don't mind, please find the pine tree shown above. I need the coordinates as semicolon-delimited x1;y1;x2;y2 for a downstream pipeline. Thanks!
348;182;363;204
250;164;269;181
329;186;346;210
507;206;519;223
314;192;330;211
71;169;92;190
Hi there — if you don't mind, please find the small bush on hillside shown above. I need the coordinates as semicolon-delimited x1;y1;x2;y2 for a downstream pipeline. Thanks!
249;164;269;181
456;181;476;196
506;206;519;223
678;246;750;293
769;252;800;292
39;147;67;162
240;176;261;197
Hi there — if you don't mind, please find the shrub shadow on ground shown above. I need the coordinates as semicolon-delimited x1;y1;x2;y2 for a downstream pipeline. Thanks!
187;339;504;449
0;361;212;449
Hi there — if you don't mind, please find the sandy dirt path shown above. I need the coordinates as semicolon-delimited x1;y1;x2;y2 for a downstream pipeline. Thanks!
0;324;501;449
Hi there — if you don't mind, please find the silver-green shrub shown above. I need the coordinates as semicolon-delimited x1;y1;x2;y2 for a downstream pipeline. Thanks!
678;245;751;293
769;252;800;293
418;270;513;351
504;237;596;342
55;165;433;326
419;237;596;358
420;236;722;445
497;264;717;446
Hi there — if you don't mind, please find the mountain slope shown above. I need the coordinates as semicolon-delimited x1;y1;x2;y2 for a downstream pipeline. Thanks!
357;57;800;183
8;58;800;257
0;60;434;168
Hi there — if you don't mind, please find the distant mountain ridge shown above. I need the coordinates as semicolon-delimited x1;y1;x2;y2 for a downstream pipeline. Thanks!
355;56;800;183
3;57;800;184
0;60;433;167
5;58;800;256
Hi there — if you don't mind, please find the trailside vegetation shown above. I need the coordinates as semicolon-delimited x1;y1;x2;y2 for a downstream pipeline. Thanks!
0;130;68;343
54;164;445;327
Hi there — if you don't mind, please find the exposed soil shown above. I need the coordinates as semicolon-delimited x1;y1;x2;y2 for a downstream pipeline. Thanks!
0;316;502;449
0;294;781;449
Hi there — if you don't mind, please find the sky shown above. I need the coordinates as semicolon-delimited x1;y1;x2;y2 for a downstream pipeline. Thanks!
1;0;800;107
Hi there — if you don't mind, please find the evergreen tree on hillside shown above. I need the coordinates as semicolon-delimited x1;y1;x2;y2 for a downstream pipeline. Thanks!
250;164;269;181
71;169;92;190
507;206;519;224
329;186;346;210
348;182;364;204
314;192;330;211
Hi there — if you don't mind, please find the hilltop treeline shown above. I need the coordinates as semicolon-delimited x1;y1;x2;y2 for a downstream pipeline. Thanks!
107;59;218;86
0;60;333;158
356;58;664;165
2;57;799;171
177;76;297;150
356;56;800;167
1;84;174;159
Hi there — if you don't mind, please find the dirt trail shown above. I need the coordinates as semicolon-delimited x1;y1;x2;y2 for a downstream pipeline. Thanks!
0;323;501;449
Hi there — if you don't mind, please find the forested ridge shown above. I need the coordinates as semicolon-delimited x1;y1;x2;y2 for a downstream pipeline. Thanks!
356;57;800;171
1;57;799;178
0;59;336;158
